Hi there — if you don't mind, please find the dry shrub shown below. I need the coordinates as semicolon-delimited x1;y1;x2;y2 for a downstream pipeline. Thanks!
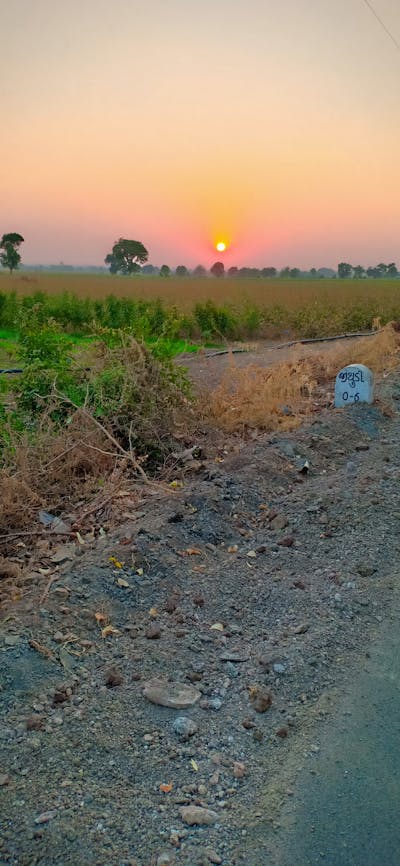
0;472;41;535
310;323;400;383
206;325;400;432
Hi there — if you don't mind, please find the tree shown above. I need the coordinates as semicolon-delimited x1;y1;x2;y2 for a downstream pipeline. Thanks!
309;268;317;278
105;238;148;274
290;267;300;278
142;264;157;275
280;266;291;278
261;267;277;278
159;264;170;278
175;265;188;277
338;262;353;279
353;265;365;279
387;262;398;277
210;261;225;278
193;264;207;277
227;266;238;278
0;232;24;273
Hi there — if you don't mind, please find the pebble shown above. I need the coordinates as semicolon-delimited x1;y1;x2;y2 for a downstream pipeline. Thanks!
156;853;175;865
0;774;10;786
173;717;198;739
180;805;219;826
35;810;57;824
143;679;201;709
146;624;162;640
205;850;223;865
270;514;288;531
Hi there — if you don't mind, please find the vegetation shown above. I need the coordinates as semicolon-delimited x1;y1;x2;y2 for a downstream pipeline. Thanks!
0;233;24;273
104;238;149;274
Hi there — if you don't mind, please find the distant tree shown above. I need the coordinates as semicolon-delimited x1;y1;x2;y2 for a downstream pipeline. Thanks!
261;267;277;278
387;262;398;277
0;232;24;273
353;265;365;279
309;267;317;278
159;264;171;277
238;267;260;278
227;266;238;278
175;265;188;277
210;261;225;278
290;267;300;278
193;264;207;277
338;262;353;279
142;264;157;275
366;266;379;278
105;238;148;274
280;266;291;278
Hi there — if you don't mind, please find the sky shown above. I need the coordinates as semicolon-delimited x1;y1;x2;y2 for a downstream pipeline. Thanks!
2;0;400;269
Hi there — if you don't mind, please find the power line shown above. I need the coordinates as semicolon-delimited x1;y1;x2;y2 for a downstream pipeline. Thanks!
361;0;400;52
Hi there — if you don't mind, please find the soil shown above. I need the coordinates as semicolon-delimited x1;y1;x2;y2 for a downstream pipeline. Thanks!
1;351;400;866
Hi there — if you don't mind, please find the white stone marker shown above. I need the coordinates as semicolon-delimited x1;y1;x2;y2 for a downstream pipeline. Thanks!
334;364;374;408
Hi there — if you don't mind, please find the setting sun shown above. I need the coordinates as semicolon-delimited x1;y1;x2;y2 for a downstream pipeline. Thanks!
216;241;227;252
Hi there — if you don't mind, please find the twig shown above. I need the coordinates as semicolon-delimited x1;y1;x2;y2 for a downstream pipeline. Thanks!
52;389;150;483
0;530;45;541
39;573;57;605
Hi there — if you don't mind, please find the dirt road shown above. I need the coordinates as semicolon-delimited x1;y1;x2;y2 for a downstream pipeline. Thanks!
1;369;400;865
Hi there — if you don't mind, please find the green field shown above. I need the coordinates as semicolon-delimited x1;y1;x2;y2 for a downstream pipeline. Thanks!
0;272;400;342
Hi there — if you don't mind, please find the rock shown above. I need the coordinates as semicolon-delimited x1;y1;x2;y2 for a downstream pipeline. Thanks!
276;726;289;738
143;679;201;709
293;623;309;635
180;805;219;826
278;536;294;547
233;762;246;779
35;810;57;824
273;662;286;674
105;667;123;688
4;635;20;647
220;652;249;663
173;717;198;739
157;853;175;865
146;624;162;640
26;715;45;731
270;514;288;531
0;774;10;786
248;686;272;713
205;850;223;865
193;594;205;607
357;564;377;578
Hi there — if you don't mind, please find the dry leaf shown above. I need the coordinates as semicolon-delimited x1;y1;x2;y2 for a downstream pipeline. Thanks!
117;578;130;588
159;782;173;793
95;612;107;623
149;607;158;617
228;545;238;553
136;567;144;576
101;625;120;639
190;759;199;772
76;532;85;545
210;623;224;632
186;548;202;556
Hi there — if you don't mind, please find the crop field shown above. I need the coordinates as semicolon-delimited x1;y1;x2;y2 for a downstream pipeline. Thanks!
1;272;400;342
2;270;400;310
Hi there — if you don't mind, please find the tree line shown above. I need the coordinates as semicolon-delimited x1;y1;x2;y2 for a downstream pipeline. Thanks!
1;233;399;279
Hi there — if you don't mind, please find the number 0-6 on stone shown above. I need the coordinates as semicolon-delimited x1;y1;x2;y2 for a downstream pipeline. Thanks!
334;364;374;408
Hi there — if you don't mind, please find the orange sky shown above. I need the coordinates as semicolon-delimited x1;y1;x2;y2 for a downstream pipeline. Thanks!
2;0;400;268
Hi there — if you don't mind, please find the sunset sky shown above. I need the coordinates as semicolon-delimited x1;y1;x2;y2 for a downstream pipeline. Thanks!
2;0;400;268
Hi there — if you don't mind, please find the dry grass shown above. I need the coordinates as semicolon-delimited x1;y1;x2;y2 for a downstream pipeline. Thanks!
3;271;400;310
205;325;400;432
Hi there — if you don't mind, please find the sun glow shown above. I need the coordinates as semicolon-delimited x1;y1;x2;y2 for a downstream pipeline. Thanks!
216;241;227;252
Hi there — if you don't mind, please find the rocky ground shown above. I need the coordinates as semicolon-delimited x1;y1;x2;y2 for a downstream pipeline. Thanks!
1;368;400;866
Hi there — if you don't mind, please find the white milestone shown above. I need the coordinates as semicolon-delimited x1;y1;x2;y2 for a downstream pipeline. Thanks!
334;364;374;409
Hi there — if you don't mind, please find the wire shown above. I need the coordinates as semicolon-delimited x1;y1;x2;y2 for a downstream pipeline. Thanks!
361;0;400;52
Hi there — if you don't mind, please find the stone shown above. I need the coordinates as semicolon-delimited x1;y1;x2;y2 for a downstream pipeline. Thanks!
156;853;175;865
180;805;219;826
143;679;201;709
270;514;288;531
172;717;198;739
0;774;10;786
233;761;246;778
334;364;374;408
205;850;223;865
146;624;161;640
248;686;272;713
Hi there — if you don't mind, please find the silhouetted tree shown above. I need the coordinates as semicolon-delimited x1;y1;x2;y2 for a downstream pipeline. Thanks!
210;261;225;278
261;267;277;278
353;265;365;279
227;266;238;278
159;264;170;277
280;266;291;278
193;265;207;277
175;265;188;277
290;268;300;278
105;238;148;274
0;232;24;273
338;262;353;278
387;262;398;277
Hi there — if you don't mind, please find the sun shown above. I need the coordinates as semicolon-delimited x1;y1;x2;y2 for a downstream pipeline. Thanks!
216;241;227;252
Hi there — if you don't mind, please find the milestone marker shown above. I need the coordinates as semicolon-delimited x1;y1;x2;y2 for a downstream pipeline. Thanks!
334;364;374;408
